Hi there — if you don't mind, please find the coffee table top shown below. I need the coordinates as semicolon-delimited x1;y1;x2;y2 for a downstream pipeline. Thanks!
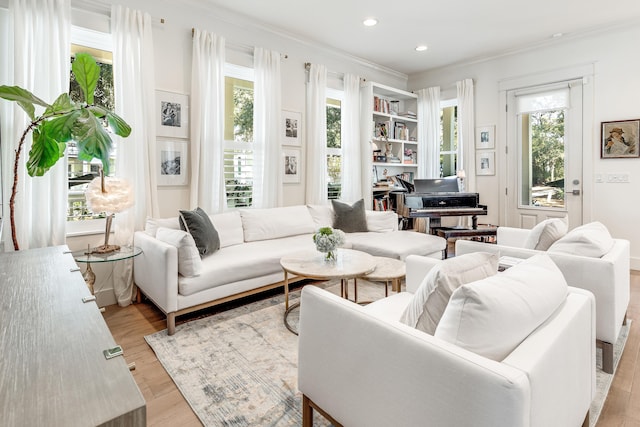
280;248;376;279
361;256;406;281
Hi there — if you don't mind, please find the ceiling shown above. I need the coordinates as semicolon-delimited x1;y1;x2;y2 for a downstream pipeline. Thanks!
200;0;640;75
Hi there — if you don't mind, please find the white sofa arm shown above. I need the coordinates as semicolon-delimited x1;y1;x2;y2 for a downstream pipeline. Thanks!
133;231;179;314
405;254;441;293
497;226;531;247
298;286;530;427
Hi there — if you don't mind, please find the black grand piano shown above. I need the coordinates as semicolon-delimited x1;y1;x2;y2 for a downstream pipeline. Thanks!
395;177;488;231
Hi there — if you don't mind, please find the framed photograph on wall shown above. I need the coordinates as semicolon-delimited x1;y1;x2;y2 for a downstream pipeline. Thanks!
601;119;640;158
283;147;301;183
476;125;495;149
282;110;301;146
157;90;189;139
158;140;188;186
476;151;495;176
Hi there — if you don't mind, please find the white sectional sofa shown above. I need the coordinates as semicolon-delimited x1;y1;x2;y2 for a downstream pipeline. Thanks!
455;222;629;374
134;204;446;334
298;254;596;427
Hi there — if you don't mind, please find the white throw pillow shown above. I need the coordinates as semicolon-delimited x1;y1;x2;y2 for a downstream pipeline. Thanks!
547;221;614;258
240;206;316;242
435;254;568;361
144;216;180;237
400;252;499;334
524;218;568;250
209;211;244;248
306;204;335;228
156;227;202;277
365;210;398;232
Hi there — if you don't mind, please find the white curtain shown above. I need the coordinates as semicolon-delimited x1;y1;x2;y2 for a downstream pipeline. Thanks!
111;5;158;306
417;86;440;179
305;64;327;205
340;73;362;203
252;47;282;208
457;78;476;191
1;0;70;251
190;29;226;213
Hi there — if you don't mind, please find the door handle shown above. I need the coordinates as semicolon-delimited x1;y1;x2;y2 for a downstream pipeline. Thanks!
571;189;581;195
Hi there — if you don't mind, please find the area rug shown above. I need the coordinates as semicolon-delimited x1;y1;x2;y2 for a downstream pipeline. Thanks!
145;282;630;427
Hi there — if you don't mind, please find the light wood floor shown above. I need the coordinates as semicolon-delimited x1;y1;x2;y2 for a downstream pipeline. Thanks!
103;267;640;427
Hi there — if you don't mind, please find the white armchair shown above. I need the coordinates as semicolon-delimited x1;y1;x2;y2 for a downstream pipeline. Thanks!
455;224;630;374
298;255;596;427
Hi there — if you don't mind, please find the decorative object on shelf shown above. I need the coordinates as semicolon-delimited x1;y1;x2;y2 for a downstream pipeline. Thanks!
601;119;640;158
312;227;346;261
158;139;189;186
283;147;301;183
476;151;496;176
476;125;495;149
86;170;135;254
82;244;96;294
282;110;301;146
156;90;189;139
0;53;131;250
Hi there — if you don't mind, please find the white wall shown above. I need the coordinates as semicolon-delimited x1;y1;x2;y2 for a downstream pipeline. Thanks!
408;24;640;268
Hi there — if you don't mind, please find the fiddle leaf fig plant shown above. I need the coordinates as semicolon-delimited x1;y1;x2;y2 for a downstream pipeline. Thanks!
0;53;131;250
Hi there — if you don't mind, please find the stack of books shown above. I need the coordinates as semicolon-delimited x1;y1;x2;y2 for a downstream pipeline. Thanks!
398;111;417;119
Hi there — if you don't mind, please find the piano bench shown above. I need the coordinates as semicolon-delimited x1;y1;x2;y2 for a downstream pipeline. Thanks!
435;226;497;258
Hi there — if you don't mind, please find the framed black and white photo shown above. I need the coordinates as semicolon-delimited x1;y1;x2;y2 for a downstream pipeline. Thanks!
601;119;640;158
283;147;301;183
476;125;495;150
158;140;188;186
476;151;495;176
157;90;189;139
282;110;301;146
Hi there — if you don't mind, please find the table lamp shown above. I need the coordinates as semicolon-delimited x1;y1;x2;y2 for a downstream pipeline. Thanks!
85;170;134;254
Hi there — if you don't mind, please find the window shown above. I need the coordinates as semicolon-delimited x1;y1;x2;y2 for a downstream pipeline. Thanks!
67;28;114;231
439;100;458;177
224;64;254;208
326;89;342;199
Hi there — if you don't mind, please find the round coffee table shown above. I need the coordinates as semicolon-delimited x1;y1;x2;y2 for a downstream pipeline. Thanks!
360;256;406;297
280;249;376;334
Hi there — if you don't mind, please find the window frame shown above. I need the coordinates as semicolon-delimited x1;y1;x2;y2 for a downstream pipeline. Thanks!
439;98;458;178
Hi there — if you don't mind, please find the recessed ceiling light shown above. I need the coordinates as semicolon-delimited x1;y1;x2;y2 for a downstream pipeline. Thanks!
363;18;378;27
415;45;428;52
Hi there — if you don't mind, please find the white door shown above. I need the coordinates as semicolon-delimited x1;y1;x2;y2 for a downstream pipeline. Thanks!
505;79;583;229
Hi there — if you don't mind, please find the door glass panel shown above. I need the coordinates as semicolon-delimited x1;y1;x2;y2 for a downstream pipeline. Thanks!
518;109;566;208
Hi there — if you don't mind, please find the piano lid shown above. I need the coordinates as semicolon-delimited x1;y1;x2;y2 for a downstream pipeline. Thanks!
413;178;459;193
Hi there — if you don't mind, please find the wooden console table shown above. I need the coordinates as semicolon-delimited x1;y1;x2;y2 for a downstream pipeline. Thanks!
0;245;146;426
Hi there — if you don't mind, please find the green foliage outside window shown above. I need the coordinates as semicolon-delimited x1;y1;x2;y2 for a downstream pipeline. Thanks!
530;110;565;186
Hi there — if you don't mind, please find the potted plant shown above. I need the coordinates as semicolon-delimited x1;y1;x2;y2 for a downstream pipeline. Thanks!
0;53;131;250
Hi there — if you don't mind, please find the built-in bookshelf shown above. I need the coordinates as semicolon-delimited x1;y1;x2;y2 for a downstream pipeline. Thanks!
364;82;419;211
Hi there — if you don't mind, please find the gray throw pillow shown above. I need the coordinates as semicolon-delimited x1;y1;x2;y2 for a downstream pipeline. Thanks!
179;207;220;256
332;199;368;233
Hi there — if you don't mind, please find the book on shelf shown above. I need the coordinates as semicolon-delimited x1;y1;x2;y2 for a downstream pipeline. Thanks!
398;111;417;119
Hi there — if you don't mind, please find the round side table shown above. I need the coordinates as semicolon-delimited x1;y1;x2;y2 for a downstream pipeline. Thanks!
360;256;406;297
72;245;143;295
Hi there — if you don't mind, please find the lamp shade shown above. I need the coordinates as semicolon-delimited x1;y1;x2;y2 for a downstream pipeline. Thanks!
85;176;134;214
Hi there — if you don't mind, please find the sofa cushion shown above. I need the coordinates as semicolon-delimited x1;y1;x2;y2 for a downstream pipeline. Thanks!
144;216;180;237
209;211;244;248
307;204;335;228
524;218;568;250
400;252;499;334
547;221;615;258
179;207;220;256
156;227;202;277
240;206;316;242
332;199;368;233
435;254;568;361
362;292;414;323
346;231;446;260
365;210;398;232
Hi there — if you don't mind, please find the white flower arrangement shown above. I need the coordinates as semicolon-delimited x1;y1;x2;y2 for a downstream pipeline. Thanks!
312;227;346;259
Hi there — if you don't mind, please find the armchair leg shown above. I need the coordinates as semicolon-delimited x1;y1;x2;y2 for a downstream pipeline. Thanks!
302;395;313;427
597;339;614;374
